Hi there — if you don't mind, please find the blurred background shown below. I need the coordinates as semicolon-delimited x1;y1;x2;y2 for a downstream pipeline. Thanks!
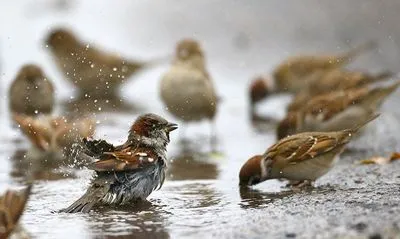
1;0;400;238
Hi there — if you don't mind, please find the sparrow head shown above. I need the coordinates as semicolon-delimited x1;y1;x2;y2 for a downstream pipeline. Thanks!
129;113;178;148
239;155;271;187
17;64;45;82
249;76;271;106
175;38;203;60
45;28;77;50
276;112;298;140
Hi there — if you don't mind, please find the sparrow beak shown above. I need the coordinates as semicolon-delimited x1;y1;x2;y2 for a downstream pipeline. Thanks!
166;122;178;132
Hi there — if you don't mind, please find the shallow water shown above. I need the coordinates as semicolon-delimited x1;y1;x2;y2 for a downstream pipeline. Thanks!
1;1;400;238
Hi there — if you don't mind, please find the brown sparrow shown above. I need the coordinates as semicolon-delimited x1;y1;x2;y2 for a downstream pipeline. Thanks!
13;113;95;160
9;64;55;116
160;39;218;142
239;114;379;187
60;113;177;213
249;42;376;115
287;69;393;112
0;185;32;239
45;28;165;98
277;82;399;139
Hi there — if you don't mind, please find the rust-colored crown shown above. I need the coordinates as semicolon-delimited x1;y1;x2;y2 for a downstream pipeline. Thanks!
239;155;263;186
130;113;169;138
249;76;270;105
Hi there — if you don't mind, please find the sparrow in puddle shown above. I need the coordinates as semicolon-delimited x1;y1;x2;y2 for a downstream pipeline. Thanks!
9;64;55;116
13;113;95;161
60;113;177;213
45;28;167;98
0;185;32;239
249;42;376;117
160;39;218;146
277;82;400;139
239;114;379;187
287;69;393;112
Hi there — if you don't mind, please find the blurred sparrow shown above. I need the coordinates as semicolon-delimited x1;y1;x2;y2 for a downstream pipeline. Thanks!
287;69;393;112
60;113;177;213
45;28;165;98
13;113;95;160
249;76;271;119
239;114;379;187
249;42;376;116
277;82;399;139
160;39;218;144
273;41;376;93
0;185;32;239
9;64;54;116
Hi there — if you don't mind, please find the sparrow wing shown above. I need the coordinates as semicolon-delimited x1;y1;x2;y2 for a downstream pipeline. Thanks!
265;133;340;164
81;138;116;158
0;185;31;235
88;147;159;172
303;87;367;121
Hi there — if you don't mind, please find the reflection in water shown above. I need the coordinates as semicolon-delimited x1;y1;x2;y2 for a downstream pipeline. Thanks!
62;95;141;114
250;115;279;133
239;186;296;209
167;138;219;180
239;184;337;209
167;155;218;181
87;201;170;239
160;182;225;232
168;183;223;209
10;149;76;181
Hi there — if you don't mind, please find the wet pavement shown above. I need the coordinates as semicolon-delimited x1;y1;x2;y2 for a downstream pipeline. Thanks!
1;1;400;238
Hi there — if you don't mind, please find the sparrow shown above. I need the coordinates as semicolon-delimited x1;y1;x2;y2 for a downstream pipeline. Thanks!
60;113;177;213
277;82;400;139
249;42;376;116
239;114;379;187
9;64;55;116
45;28;166;98
249;76;271;119
287;69;393;112
160;39;218;143
0;185;32;239
13;113;95;161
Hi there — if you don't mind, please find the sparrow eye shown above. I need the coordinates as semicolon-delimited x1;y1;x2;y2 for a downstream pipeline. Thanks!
158;157;165;166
